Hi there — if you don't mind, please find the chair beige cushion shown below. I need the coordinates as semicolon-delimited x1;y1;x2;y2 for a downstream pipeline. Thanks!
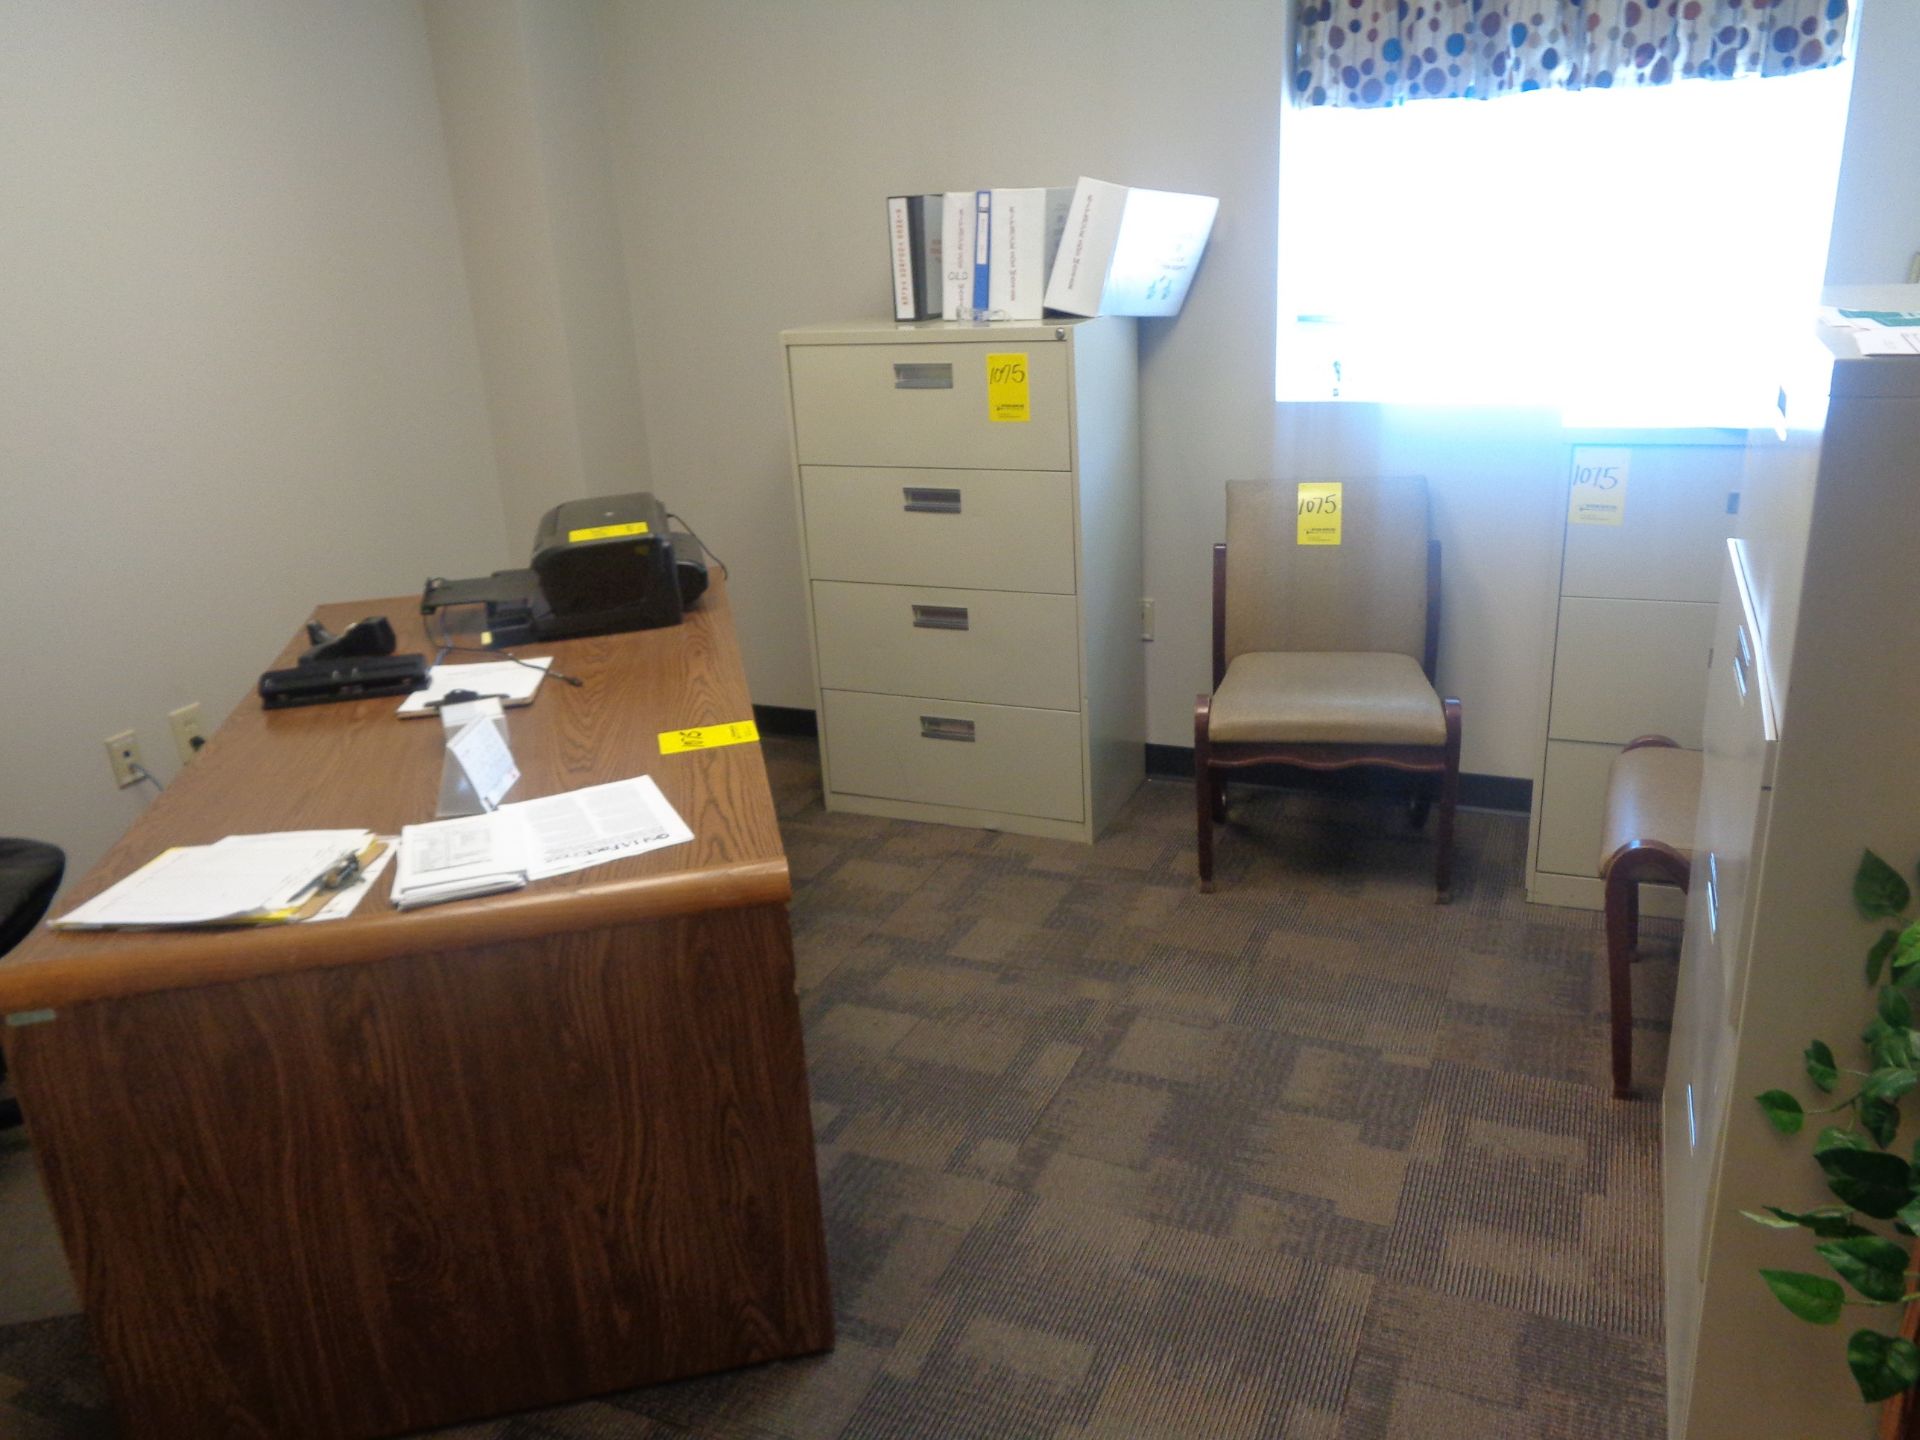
1208;651;1447;746
1598;744;1702;874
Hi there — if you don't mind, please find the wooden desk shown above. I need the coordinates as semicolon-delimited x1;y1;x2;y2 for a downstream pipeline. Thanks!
0;579;832;1439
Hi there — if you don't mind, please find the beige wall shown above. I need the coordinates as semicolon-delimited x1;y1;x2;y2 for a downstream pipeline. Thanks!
0;2;509;878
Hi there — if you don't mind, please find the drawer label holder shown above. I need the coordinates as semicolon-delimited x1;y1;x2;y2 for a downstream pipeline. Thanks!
911;604;970;631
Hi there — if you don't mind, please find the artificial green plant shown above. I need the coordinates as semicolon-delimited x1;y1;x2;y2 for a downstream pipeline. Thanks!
1750;849;1920;1404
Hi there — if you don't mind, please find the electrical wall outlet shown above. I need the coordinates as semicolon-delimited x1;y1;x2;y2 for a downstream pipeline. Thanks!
104;731;144;788
169;703;205;765
1141;597;1155;641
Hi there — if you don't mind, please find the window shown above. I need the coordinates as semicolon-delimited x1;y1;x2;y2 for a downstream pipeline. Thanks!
1276;64;1857;427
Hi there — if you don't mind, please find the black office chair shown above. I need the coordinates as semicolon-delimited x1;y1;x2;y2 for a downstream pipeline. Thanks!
0;839;64;1131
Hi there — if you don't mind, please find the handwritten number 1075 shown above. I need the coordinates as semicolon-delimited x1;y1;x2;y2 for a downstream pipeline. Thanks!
1298;494;1339;516
1575;465;1621;490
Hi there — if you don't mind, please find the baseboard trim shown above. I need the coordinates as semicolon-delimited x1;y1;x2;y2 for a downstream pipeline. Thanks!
1144;742;1531;815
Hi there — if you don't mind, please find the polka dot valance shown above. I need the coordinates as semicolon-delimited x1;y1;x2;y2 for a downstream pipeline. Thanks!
1295;0;1852;108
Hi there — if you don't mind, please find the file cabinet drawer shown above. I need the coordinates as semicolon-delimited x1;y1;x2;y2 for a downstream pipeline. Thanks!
800;466;1076;593
788;341;1070;470
821;690;1084;823
1546;597;1715;747
812;582;1081;711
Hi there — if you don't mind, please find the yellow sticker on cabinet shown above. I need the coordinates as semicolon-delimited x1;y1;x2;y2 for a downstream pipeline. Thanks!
1296;482;1343;545
1568;448;1629;526
569;521;650;542
986;353;1030;423
659;719;760;755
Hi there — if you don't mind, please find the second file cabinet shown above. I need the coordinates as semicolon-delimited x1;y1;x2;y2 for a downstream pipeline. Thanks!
782;317;1142;841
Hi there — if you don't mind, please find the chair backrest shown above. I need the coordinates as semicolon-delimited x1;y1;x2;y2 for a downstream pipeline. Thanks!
1222;476;1432;666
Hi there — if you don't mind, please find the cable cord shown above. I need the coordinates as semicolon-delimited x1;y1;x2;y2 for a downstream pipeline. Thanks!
667;512;728;580
127;763;165;793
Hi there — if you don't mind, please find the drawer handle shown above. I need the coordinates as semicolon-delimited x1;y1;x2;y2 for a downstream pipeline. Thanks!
903;486;962;514
1732;649;1749;700
1706;852;1720;942
893;362;953;390
1735;623;1752;669
919;716;976;743
912;604;970;631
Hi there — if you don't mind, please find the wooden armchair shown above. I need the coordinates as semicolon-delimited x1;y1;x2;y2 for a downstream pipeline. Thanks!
1195;478;1462;902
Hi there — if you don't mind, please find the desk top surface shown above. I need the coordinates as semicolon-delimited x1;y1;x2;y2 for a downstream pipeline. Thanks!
0;576;790;1012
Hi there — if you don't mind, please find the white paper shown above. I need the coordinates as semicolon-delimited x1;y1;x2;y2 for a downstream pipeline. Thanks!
391;812;530;909
54;830;373;928
396;658;553;716
1851;329;1920;356
448;712;519;810
505;775;694;881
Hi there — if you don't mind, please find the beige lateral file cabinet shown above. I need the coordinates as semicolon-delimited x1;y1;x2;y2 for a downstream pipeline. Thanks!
1524;443;1740;911
782;317;1143;841
1665;290;1920;1440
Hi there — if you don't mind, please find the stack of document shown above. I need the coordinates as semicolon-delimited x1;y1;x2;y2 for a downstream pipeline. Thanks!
53;830;390;930
391;812;529;909
392;774;694;909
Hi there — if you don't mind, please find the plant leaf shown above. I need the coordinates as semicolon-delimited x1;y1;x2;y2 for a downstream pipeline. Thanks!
1758;1205;1874;1239
1895;924;1920;983
1822;1127;1873;1154
1864;1097;1904;1149
1874;1027;1917;1071
1876;929;1906;985
1885;989;1915;1030
1848;1329;1920;1403
1817;1236;1912;1302
1857;850;1912;920
1899;1197;1920;1238
1757;1089;1805;1135
1806;1040;1840;1094
1869;1068;1920;1103
1818;1147;1916;1219
1762;1269;1846;1324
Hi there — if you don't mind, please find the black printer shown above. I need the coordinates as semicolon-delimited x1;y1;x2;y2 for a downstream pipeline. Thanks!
421;492;709;645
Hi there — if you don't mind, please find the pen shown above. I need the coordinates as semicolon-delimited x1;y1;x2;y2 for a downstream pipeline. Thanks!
290;848;365;904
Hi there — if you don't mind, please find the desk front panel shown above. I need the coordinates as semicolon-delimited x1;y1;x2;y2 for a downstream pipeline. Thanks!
13;903;831;1440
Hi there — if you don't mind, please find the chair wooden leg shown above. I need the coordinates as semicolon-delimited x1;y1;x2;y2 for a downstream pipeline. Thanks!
1210;777;1226;823
1434;698;1461;904
1195;696;1215;892
1604;862;1638;1098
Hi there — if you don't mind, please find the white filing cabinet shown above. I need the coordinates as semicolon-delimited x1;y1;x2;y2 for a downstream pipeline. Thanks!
1666;291;1920;1440
1525;444;1740;910
781;317;1143;841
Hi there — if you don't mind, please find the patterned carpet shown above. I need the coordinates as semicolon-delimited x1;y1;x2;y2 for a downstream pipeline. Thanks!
0;737;1674;1438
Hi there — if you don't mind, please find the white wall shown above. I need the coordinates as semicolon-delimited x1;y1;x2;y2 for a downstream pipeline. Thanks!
0;2;509;878
425;0;651;546
1826;0;1920;283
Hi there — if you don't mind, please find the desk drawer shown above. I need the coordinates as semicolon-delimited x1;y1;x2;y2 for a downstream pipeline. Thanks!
812;582;1080;711
788;340;1070;470
800;466;1076;592
821;689;1084;823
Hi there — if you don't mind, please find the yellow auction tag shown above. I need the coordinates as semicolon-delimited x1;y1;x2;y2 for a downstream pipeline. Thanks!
986;353;1029;423
569;521;650;542
1568;447;1628;526
659;719;760;755
1296;482;1342;545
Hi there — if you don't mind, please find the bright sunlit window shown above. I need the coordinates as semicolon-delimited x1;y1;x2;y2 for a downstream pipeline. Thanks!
1276;65;1857;427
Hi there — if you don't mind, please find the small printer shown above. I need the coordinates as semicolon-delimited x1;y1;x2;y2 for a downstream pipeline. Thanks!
421;492;709;646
